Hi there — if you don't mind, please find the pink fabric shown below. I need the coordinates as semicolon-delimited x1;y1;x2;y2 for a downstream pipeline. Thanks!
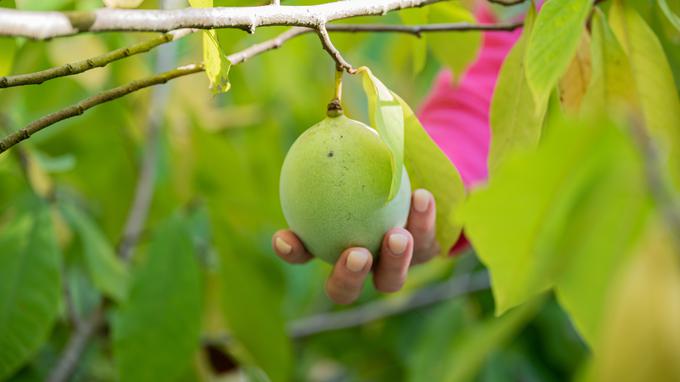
418;5;523;189
417;4;524;254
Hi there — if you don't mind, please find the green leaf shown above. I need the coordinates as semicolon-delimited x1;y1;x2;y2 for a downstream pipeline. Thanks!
60;204;129;302
113;215;203;382
609;0;680;190
488;4;546;173
581;9;637;115
658;0;680;31
359;68;405;201
461;118;631;315
426;3;481;79
443;299;542;382
189;0;231;93
393;92;465;255
0;38;16;77
399;7;429;75
0;198;61;380
525;0;592;106
554;146;650;346
215;233;292;382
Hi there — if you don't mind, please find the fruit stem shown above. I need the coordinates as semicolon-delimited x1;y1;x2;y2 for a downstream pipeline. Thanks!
327;69;344;118
334;69;343;101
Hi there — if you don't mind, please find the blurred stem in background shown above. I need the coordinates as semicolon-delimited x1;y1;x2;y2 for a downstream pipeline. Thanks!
46;1;186;381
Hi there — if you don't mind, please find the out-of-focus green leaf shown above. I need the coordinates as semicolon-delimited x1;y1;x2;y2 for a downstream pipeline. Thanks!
33;151;76;173
0;198;61;380
553;142;650;346
215;233;292;382
609;0;680;189
113;215;202;382
60;203;129;302
658;0;680;31
582;9;637;115
0;0;17;77
443;299;542;382
399;8;429;75
461;118;631;315
189;0;231;93
102;0;143;8
593;222;680;381
525;0;592;106
15;0;70;10
488;4;545;173
359;68;404;201
426;2;481;79
393;92;465;255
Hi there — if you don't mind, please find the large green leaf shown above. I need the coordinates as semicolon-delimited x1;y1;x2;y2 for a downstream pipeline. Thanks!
359;68;405;201
60;204;129;302
399;7;429;75
488;4;545;173
554;147;650;346
393;93;465;255
461;118;630;315
215;233;292;382
0;198;61;380
113;215;203;382
426;2;482;79
658;0;680;31
609;0;680;190
525;0;592;106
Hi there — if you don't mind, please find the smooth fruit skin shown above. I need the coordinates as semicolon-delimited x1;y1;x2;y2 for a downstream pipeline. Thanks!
280;115;411;263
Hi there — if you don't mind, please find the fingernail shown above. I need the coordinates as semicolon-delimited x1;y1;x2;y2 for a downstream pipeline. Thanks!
414;189;430;213
346;250;369;272
388;233;408;255
275;237;292;255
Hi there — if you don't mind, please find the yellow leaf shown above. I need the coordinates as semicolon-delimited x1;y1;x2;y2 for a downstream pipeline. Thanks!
558;31;592;114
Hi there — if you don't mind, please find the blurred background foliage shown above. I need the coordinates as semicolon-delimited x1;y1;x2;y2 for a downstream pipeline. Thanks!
0;0;679;381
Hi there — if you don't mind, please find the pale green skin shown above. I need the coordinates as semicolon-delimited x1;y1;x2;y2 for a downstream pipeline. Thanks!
280;115;411;263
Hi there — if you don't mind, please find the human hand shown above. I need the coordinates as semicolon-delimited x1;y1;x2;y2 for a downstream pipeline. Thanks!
272;189;440;304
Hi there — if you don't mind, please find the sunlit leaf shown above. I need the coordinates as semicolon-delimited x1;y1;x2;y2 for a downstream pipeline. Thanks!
461;117;634;315
113;215;203;382
359;67;404;201
102;0;143;8
488;4;544;173
0;198;61;380
189;0;231;93
609;0;680;190
581;9;637;115
594;222;680;381
60;203;129;302
393;92;465;255
558;32;592;114
525;0;592;106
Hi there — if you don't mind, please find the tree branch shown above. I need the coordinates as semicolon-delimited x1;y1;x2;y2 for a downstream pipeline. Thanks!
317;24;355;73
325;21;524;36
0;0;447;39
486;0;527;5
206;271;490;345
0;29;194;88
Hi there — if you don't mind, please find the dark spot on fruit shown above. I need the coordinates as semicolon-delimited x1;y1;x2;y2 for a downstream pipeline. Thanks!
327;151;334;158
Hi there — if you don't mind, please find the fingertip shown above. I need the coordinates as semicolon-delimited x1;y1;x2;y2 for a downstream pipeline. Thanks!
272;229;313;264
385;227;412;257
325;247;373;304
412;189;433;214
345;247;372;273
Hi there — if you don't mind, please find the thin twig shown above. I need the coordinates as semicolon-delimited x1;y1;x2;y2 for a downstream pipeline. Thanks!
206;271;490;345
326;21;523;36
0;0;448;39
629;117;680;249
0;29;194;88
486;0;526;5
317;24;355;73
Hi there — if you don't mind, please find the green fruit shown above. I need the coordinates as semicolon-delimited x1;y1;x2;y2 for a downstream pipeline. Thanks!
280;114;411;263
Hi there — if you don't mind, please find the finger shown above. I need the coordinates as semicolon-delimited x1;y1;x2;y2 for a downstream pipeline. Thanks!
407;189;440;264
272;229;313;264
325;248;373;305
373;228;413;293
